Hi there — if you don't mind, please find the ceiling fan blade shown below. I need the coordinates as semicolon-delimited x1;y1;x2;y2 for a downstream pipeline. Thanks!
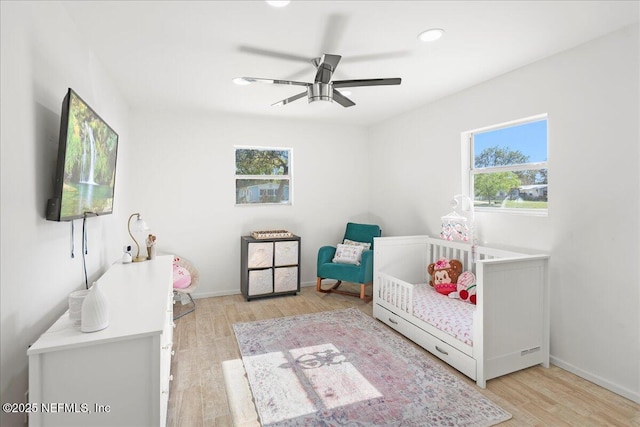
314;54;342;84
343;51;412;63
320;54;342;71
271;91;307;107
332;78;402;88
283;67;314;82
237;45;310;64
241;77;310;87
332;89;355;108
319;13;348;54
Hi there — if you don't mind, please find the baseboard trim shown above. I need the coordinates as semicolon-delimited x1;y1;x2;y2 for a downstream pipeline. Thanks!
550;356;640;404
189;281;317;299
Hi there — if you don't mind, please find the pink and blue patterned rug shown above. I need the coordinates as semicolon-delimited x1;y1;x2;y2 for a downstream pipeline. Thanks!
233;308;511;426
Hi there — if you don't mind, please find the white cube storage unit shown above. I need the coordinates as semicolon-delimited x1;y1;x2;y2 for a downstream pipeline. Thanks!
241;235;301;300
27;256;174;427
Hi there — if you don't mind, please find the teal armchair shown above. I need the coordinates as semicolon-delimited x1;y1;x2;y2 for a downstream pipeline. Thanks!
316;222;381;302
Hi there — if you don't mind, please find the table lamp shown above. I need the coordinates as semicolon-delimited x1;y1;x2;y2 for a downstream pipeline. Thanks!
128;212;150;262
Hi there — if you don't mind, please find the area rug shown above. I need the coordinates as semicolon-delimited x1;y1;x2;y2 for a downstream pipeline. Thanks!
232;308;511;427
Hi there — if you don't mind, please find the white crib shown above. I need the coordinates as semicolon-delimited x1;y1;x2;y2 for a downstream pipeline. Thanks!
373;235;550;388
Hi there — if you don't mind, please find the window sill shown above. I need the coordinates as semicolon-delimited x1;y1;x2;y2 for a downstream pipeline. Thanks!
474;207;548;217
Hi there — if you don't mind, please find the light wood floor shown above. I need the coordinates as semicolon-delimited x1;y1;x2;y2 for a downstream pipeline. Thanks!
167;285;640;427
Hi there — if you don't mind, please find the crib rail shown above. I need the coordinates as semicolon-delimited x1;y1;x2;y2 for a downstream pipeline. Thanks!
427;238;525;274
375;272;414;315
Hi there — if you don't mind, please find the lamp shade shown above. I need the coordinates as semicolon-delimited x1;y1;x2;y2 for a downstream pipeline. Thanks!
131;216;149;233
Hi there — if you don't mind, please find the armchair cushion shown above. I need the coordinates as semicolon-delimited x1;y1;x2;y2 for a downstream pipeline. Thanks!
332;243;365;265
343;238;371;250
318;249;375;284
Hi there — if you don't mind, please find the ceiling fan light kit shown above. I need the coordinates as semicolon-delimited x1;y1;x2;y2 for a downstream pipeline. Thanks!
232;77;251;85
236;53;401;108
308;82;332;103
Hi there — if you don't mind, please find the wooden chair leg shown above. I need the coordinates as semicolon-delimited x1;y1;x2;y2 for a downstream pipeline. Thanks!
360;283;373;303
317;278;342;294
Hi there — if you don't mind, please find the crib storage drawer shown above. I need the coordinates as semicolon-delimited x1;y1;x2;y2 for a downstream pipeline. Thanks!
375;304;476;380
418;332;476;380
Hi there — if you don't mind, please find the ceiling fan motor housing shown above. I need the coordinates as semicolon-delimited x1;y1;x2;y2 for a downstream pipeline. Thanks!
307;83;333;103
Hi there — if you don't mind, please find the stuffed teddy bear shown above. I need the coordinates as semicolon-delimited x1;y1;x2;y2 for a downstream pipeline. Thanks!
449;271;477;304
427;257;463;295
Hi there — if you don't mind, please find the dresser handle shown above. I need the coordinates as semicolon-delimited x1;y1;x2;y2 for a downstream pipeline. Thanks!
169;374;174;382
435;346;449;356
388;318;398;325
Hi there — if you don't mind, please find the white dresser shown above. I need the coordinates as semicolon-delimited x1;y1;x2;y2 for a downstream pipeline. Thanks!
27;255;174;427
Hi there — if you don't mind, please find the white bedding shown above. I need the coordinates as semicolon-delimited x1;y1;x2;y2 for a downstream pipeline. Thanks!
412;284;475;346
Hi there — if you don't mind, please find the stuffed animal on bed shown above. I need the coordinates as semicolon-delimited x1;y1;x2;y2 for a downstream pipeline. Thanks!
427;257;463;295
449;271;477;304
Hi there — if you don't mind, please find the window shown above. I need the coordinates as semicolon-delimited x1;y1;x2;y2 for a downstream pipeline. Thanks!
464;116;548;214
235;147;292;205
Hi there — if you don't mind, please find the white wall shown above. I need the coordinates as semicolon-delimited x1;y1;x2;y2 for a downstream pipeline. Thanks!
0;3;132;426
2;5;638;425
127;110;371;296
369;25;639;402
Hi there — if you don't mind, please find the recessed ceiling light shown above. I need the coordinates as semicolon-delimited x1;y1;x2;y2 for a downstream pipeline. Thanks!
266;1;290;7
418;28;444;42
232;77;251;85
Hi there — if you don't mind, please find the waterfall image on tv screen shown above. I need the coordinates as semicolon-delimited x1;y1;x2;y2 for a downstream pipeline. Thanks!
56;90;118;220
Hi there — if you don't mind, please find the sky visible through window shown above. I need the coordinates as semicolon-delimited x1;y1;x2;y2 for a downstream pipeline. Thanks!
474;119;547;165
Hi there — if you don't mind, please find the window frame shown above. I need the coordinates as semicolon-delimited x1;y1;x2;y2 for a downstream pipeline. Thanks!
462;114;548;216
234;145;293;206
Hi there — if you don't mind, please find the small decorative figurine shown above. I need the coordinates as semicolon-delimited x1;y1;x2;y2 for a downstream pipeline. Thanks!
146;234;157;260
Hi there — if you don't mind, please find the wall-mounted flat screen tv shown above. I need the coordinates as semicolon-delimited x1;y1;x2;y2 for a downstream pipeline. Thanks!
46;88;119;221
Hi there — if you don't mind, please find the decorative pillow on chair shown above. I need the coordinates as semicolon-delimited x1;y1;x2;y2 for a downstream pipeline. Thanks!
332;243;365;265
343;238;372;251
173;263;192;289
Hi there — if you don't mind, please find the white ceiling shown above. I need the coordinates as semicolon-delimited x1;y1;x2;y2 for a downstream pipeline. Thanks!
63;1;638;126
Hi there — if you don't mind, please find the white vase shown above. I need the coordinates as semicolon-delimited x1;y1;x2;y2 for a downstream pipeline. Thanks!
81;282;110;333
68;289;89;328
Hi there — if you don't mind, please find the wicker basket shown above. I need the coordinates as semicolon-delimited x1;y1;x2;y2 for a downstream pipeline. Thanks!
251;230;293;239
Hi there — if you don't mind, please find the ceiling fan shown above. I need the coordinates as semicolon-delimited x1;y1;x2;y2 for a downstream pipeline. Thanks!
235;53;401;108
